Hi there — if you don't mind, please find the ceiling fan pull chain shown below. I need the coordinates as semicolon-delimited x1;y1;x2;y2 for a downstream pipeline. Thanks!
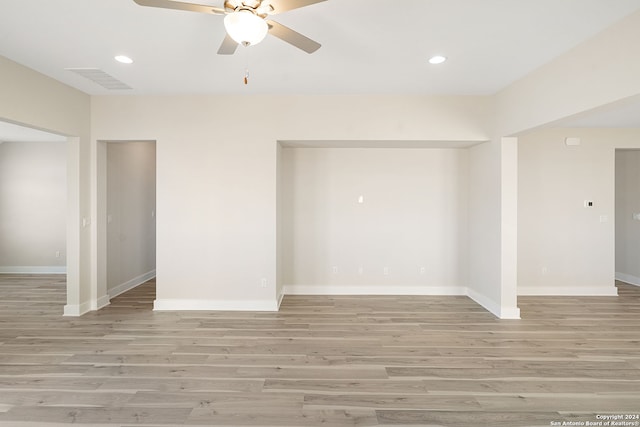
243;45;251;85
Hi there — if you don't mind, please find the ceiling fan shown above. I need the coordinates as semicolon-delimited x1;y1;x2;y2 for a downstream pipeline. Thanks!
133;0;326;55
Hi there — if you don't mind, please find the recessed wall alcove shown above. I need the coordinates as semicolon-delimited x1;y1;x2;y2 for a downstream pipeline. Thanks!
275;140;484;299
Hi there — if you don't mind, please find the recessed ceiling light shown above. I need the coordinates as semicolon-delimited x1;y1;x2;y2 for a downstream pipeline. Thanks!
115;55;133;64
428;55;447;65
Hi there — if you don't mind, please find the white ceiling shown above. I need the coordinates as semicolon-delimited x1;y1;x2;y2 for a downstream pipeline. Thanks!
1;0;639;96
0;0;639;129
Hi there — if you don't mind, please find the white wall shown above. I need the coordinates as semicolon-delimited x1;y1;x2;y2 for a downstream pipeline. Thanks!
281;147;468;294
518;128;640;295
106;141;156;297
615;150;640;286
0;141;66;272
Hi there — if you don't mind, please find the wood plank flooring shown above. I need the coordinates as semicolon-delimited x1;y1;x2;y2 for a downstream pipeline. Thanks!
0;274;639;426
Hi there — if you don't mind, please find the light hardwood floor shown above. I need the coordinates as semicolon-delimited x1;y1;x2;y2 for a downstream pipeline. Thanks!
0;275;639;427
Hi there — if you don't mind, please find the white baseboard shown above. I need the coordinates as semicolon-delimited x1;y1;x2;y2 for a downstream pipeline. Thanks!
496;306;521;319
277;291;285;308
153;298;279;312
283;284;519;319
466;287;520;320
615;272;640;287
63;300;91;317
518;286;618;296
0;266;66;274
93;295;111;311
282;285;467;296
109;269;156;298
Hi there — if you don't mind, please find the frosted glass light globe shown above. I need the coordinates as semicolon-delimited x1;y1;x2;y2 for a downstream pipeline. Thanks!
224;11;268;46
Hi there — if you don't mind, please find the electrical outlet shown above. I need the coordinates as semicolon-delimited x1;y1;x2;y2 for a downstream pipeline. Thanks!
419;267;426;275
332;266;338;274
260;278;267;288
383;267;389;276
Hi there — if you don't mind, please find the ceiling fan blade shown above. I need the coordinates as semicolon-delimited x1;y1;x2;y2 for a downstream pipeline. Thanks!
132;0;225;15
217;33;238;55
266;20;321;53
267;0;327;14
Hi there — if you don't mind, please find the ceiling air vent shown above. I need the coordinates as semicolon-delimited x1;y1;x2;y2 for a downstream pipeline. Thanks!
66;68;132;90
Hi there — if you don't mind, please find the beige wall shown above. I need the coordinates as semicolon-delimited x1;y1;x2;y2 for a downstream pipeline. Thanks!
2;8;639;317
616;149;640;286
91;95;490;310
280;147;468;294
466;137;519;318
518;128;640;295
0;141;66;272
495;10;640;136
0;56;91;315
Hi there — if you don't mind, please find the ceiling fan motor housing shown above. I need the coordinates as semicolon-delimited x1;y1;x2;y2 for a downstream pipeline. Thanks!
225;0;269;15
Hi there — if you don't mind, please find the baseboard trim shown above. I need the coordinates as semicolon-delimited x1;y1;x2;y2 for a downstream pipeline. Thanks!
496;306;521;319
0;266;66;274
148;286;524;319
63;300;91;317
518;286;618;296
615;272;640;287
277;291;285;308
466;288;520;319
109;269;156;299
153;298;279;312
282;285;467;296
94;295;111;311
283;284;519;319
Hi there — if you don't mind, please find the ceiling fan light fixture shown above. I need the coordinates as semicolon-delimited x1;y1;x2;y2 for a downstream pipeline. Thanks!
224;10;268;47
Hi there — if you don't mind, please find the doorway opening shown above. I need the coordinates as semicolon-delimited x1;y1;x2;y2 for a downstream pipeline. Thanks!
0;120;68;310
103;141;157;304
615;149;640;288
